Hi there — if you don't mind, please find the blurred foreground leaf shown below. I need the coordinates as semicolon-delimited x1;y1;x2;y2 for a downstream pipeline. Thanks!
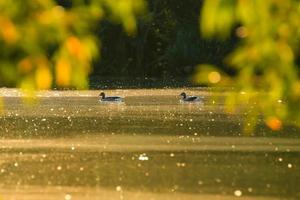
0;0;146;90
198;0;300;131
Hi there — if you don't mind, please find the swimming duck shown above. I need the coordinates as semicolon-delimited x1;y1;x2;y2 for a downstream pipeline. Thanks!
99;92;124;102
180;92;202;102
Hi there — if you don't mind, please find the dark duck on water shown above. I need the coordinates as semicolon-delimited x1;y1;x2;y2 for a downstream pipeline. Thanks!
180;92;203;103
99;92;124;103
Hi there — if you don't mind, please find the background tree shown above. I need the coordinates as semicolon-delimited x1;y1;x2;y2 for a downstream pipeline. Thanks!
92;0;235;80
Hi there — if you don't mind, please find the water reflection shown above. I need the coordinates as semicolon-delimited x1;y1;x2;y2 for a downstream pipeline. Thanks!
0;88;299;199
1;147;299;198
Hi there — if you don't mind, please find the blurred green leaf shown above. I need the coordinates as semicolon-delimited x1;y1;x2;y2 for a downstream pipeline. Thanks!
0;0;146;90
200;0;300;131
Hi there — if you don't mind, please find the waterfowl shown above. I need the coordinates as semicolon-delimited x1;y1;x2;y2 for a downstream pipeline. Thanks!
99;92;124;103
180;92;202;103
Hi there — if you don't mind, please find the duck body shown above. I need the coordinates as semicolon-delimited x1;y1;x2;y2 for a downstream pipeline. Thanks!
99;92;124;103
180;92;203;103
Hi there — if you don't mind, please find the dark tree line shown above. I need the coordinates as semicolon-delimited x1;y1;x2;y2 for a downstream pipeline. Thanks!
91;0;237;79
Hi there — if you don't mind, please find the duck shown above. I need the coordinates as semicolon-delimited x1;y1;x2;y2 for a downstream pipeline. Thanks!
99;92;124;103
180;92;202;103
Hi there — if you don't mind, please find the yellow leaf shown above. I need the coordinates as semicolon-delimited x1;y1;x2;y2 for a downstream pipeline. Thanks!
266;117;282;131
0;16;19;44
55;58;71;87
66;36;83;59
35;65;52;90
18;58;33;74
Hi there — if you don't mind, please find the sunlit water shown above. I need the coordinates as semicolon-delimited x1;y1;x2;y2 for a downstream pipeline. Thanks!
0;88;299;200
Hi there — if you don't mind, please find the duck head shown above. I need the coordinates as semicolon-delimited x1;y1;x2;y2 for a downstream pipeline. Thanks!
180;92;186;99
99;92;105;99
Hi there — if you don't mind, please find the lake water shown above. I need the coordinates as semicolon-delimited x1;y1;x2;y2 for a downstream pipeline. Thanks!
0;88;299;200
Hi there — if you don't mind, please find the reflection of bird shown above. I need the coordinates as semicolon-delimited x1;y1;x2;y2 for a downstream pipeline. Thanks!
99;92;124;102
180;92;202;102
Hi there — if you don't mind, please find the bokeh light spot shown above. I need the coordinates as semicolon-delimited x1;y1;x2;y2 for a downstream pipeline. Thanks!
208;71;221;84
236;26;248;38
